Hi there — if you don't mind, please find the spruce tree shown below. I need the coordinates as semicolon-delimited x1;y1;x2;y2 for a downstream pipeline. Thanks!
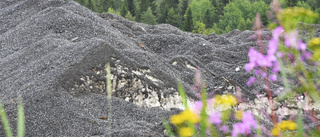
120;1;128;17
87;0;95;11
141;7;157;25
204;9;213;28
285;0;299;7
159;2;169;23
126;0;135;16
180;0;189;17
237;18;246;31
139;0;148;13
184;7;193;32
166;8;179;27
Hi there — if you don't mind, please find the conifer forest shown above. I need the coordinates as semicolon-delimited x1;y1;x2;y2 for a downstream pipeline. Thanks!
75;0;320;34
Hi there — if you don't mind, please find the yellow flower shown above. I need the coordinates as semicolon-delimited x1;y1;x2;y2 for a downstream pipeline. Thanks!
271;121;297;136
214;94;237;108
170;114;185;125
280;120;297;131
178;127;194;137
235;110;243;120
169;109;200;125
271;124;280;136
308;37;320;48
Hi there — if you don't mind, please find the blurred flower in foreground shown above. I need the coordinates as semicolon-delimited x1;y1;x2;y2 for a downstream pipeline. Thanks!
170;109;200;125
214;94;237;109
271;120;297;136
232;111;257;137
245;26;284;85
170;109;200;137
178;127;194;137
308;37;320;61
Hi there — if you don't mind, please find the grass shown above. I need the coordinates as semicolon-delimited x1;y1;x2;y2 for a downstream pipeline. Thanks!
0;96;25;137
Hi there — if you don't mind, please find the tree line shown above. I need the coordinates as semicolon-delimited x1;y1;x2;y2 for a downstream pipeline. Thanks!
75;0;320;35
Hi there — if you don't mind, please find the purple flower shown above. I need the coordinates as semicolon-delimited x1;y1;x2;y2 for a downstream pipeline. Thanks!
232;123;245;137
303;51;312;59
232;111;257;137
272;26;284;41
269;74;277;81
284;30;298;48
246;77;255;86
242;112;257;129
298;40;307;50
245;62;256;72
209;112;221;124
267;38;278;55
191;101;203;113
220;125;229;133
272;62;280;73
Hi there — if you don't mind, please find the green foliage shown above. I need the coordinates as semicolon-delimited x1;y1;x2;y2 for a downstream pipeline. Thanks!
17;97;25;137
245;18;253;30
159;2;169;23
237;18;246;31
279;7;319;31
297;1;311;10
179;0;189;17
204;9;213;28
166;8;181;28
192;21;207;34
107;7;120;15
125;11;135;21
0;97;25;137
218;2;243;32
141;7;158;25
126;0;135;16
189;0;215;25
120;0;128;17
183;7;193;32
87;0;94;11
252;0;270;25
285;0;299;7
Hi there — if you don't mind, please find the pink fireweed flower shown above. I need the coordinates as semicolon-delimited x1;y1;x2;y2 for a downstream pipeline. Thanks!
284;30;298;48
246;77;255;86
269;74;277;81
245;26;284;85
298;40;307;50
232;111;257;137
272;26;284;41
209;112;221;124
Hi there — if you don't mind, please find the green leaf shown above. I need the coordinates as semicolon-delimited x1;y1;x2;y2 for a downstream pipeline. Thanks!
177;81;188;110
162;119;175;137
0;101;13;137
17;96;25;137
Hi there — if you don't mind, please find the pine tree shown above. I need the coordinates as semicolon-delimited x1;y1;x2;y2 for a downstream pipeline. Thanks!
166;8;179;27
87;0;95;11
78;0;85;5
245;18;253;30
140;0;149;13
285;0;299;7
204;9;213;28
159;2;169;23
120;1;128;17
125;11;135;21
141;7;158;25
180;0;189;17
237;18;246;31
126;0;135;16
149;0;157;16
184;7;193;32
